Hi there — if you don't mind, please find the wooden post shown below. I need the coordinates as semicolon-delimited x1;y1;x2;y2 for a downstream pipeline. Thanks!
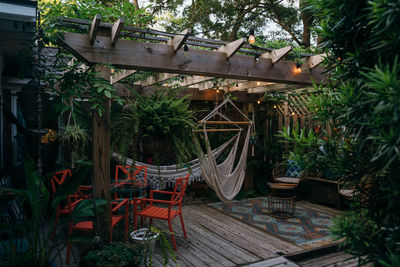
243;102;254;191
93;65;112;243
283;95;289;154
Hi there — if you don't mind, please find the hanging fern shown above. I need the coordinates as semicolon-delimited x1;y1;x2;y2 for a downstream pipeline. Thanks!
136;90;197;165
112;89;197;166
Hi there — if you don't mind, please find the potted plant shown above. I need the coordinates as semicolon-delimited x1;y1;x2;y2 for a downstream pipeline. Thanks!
130;227;177;267
58;124;89;168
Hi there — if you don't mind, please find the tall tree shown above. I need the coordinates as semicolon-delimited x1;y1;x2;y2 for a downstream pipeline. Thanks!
151;0;311;46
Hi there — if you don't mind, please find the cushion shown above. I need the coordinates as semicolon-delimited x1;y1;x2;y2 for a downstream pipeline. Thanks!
275;177;300;184
286;160;302;178
339;189;354;199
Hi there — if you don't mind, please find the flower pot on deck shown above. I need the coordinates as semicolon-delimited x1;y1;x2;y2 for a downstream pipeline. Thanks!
130;228;159;266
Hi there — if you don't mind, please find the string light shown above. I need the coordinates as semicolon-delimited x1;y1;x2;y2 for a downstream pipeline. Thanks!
292;112;295;115
273;105;277;109
111;69;115;74
183;44;188;57
248;29;256;44
257;99;261;104
216;89;220;93
255;54;259;62
257;81;261;86
295;62;302;73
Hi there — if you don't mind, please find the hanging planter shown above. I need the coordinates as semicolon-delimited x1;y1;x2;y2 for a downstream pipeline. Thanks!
58;124;89;168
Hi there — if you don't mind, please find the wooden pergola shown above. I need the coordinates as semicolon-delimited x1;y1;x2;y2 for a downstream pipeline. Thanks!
56;15;327;240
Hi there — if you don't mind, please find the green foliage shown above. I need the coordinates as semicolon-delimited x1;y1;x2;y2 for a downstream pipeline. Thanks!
148;226;178;267
44;57;125;118
111;101;139;161
306;0;400;264
71;199;107;220
134;90;197;165
58;124;89;166
39;0;153;42
155;0;309;46
332;210;400;265
0;157;91;266
85;242;142;266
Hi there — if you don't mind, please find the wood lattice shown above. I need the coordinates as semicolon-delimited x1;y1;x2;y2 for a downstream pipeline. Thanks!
267;89;314;117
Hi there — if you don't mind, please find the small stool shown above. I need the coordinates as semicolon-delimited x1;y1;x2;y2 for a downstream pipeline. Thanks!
266;183;297;219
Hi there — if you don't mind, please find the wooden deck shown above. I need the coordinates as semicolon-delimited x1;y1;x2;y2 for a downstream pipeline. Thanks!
152;200;342;267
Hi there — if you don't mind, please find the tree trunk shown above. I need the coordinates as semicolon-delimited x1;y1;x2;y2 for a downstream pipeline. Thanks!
300;0;313;47
133;0;139;10
243;103;254;191
93;65;112;243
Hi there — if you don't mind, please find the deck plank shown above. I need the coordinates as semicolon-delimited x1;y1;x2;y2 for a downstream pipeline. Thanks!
185;205;276;258
135;200;346;267
191;204;302;254
155;210;258;265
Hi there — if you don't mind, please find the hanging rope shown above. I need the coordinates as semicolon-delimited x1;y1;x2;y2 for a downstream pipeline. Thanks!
197;97;254;202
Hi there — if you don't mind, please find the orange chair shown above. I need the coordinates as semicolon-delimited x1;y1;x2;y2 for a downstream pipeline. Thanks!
113;165;148;225
66;198;129;264
51;170;90;240
133;173;189;251
113;165;147;199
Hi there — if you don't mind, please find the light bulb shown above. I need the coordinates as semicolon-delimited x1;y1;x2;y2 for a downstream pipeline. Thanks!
273;105;277;109
295;62;302;73
248;29;256;44
257;100;261;105
248;35;256;44
216;89;220;93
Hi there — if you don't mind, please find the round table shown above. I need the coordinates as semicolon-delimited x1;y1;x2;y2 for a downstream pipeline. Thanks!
266;183;297;219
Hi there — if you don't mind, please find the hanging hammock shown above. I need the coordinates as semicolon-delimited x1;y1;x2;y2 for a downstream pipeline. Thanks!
196;97;254;202
112;134;236;189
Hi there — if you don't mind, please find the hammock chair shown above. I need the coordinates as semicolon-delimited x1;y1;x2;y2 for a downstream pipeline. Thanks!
112;134;237;190
196;97;254;202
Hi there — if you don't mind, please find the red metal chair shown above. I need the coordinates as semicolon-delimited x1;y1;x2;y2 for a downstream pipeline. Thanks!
133;173;189;251
113;165;148;225
113;165;147;199
66;198;129;264
51;170;91;240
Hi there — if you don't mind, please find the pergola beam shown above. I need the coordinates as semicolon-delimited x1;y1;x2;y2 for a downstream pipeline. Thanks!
168;75;214;88
139;73;178;87
111;18;124;46
89;15;101;44
59;32;325;85
113;83;252;102
167;29;191;52
226;81;275;92
261;46;293;64
247;84;301;93
197;79;246;90
110;69;137;84
308;53;326;69
217;38;246;59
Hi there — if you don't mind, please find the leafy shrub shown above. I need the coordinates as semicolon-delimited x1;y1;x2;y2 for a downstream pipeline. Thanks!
85;242;142;267
306;0;400;264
